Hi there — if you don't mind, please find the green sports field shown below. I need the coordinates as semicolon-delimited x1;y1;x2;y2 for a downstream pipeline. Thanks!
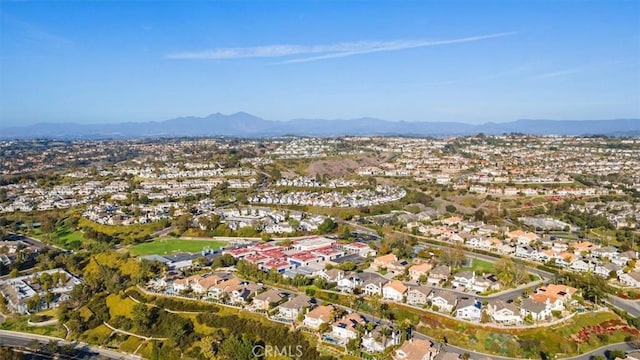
130;238;226;256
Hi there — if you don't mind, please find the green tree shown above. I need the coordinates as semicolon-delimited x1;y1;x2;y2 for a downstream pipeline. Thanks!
26;294;41;312
439;243;466;268
218;336;254;360
606;350;626;360
132;303;157;332
44;291;55;307
40;216;56;242
317;218;337;234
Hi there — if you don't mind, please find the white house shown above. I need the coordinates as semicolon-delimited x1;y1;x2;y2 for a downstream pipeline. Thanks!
303;305;334;329
520;298;551;321
452;271;475;290
619;271;640;288
362;329;401;353
570;259;592;273
429;290;457;313
383;280;408;302
455;298;482;322
487;300;523;325
331;313;367;341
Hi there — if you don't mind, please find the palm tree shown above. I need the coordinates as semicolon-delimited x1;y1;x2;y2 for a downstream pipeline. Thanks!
369;294;381;324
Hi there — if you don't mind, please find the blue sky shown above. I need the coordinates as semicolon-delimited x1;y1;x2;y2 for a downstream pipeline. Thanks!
1;0;639;127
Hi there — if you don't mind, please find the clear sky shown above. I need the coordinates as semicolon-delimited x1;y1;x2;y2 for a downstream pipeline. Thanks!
1;0;639;127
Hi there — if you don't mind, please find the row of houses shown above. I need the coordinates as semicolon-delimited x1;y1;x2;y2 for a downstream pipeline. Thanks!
250;185;407;208
413;217;640;287
211;207;328;234
157;271;451;357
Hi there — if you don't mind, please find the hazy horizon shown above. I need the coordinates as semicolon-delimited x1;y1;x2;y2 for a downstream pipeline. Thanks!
2;111;640;130
1;1;639;128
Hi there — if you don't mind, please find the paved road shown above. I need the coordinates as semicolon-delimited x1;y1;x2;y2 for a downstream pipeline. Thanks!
341;219;379;236
397;231;555;280
390;233;555;301
607;295;640;318
561;342;636;360
0;329;140;360
150;225;175;238
6;233;66;252
394;231;555;279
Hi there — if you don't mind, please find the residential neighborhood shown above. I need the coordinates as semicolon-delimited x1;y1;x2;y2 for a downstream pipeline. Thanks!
0;135;639;360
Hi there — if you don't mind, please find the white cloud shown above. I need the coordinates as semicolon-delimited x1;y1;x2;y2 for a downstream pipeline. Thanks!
2;14;73;48
165;32;515;63
532;68;583;80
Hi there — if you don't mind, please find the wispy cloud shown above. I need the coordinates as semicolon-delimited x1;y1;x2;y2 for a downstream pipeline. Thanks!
2;14;73;48
533;68;583;80
165;32;515;63
532;58;639;80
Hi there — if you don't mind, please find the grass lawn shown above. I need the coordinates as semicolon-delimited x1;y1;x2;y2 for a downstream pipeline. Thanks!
589;227;629;248
0;314;66;338
81;325;114;344
78;218;166;243
129;238;226;256
119;336;144;354
106;294;137;319
135;341;156;359
28;225;91;250
458;258;496;274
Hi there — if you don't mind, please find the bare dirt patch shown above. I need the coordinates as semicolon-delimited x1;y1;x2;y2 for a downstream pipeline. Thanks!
305;154;389;177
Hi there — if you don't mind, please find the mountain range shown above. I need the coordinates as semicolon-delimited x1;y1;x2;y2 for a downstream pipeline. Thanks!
1;112;639;139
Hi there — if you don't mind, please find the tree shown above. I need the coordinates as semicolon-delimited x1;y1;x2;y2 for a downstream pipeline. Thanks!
173;214;193;234
369;294;381;323
317;218;337;234
0;345;26;360
9;268;19;278
315;322;329;335
445;204;457;213
44;292;55;307
495;256;528;287
439;243;466;269
40;216;56;242
26;294;41;312
212;254;236;269
193;256;209;268
218;335;254;360
132;303;157;332
606;350;626;360
480;310;491;323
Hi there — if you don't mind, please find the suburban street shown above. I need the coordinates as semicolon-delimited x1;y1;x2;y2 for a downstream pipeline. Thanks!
6;232;66;252
607;295;640;318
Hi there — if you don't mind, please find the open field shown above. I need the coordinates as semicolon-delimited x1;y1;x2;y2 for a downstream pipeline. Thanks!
458;258;496;274
119;335;144;354
28;224;91;250
106;294;137;319
0;313;66;338
78;218;167;244
129;238;226;256
81;324;113;344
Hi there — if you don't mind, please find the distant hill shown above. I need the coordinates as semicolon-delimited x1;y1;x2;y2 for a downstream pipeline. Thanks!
1;113;638;139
